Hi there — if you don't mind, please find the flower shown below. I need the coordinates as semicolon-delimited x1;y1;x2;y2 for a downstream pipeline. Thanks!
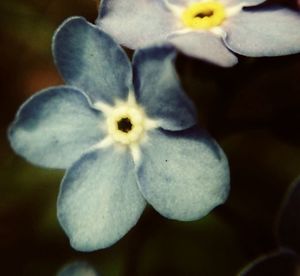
239;176;300;275
96;0;300;67
8;17;230;251
57;262;99;276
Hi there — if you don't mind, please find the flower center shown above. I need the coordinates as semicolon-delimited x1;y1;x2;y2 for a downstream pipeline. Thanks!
117;117;132;133
96;93;158;147
181;1;226;30
106;103;146;145
195;10;214;18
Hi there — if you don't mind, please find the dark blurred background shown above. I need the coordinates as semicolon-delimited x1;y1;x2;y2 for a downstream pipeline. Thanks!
1;0;300;275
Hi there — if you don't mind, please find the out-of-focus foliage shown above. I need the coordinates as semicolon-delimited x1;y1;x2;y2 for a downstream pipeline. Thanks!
1;0;300;275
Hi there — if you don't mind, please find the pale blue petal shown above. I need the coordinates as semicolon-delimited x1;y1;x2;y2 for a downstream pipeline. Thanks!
224;7;300;57
132;45;197;131
57;147;146;251
53;17;132;104
136;127;230;221
169;32;238;67
8;86;103;169
58;262;99;276
96;0;178;48
167;0;188;5
220;0;266;7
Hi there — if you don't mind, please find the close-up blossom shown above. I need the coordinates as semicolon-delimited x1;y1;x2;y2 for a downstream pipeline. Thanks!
8;17;230;251
96;0;300;66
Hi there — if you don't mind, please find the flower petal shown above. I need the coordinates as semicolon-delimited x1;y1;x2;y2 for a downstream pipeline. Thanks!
169;31;238;67
57;147;146;251
53;16;132;104
221;0;266;7
8;86;103;169
96;0;178;48
136;127;230;221
224;6;300;57
166;0;188;5
132;45;197;131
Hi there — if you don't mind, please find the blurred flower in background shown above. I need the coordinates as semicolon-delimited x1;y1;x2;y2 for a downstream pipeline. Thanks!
96;0;300;66
240;176;300;275
57;261;99;276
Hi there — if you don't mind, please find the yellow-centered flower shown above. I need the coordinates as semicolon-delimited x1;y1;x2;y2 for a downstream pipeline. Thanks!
106;101;146;145
96;93;158;146
181;1;226;30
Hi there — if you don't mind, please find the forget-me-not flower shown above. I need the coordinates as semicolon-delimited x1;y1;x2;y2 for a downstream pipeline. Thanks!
8;17;229;251
57;262;99;276
96;0;300;67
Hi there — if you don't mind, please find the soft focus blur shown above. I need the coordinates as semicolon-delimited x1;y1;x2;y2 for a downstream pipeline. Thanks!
1;0;300;275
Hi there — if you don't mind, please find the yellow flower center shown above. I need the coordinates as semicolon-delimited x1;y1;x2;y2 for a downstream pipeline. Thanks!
95;93;158;148
106;104;146;145
181;1;226;30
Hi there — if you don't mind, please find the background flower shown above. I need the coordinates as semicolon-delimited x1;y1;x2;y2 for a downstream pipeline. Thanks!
239;176;300;276
57;261;99;276
96;0;300;66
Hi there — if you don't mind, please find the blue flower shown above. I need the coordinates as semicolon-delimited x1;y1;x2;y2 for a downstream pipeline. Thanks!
96;0;300;67
57;262;99;276
8;17;230;251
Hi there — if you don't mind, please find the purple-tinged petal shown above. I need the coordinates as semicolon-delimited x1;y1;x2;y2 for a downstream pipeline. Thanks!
57;147;146;251
8;86;103;169
132;45;197;131
53;17;132;104
96;0;178;49
220;0;266;7
224;6;300;57
136;127;230;221
169;31;238;67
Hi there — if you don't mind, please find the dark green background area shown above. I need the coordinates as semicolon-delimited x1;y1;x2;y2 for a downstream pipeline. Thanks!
0;0;300;275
